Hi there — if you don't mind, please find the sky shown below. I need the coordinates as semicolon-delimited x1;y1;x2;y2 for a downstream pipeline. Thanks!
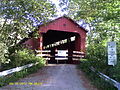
49;0;90;31
49;0;67;17
0;0;90;31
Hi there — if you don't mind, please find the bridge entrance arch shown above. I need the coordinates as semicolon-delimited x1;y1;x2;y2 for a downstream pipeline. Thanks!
24;16;87;64
42;30;80;63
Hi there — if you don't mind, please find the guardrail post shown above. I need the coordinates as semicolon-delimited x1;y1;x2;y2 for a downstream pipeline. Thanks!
118;83;120;90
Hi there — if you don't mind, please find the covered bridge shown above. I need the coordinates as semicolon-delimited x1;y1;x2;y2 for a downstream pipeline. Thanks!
24;16;87;64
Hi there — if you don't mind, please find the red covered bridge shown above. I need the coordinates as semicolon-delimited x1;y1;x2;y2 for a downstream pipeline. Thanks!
24;16;87;64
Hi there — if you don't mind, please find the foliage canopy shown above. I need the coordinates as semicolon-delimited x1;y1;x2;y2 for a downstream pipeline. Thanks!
0;0;56;65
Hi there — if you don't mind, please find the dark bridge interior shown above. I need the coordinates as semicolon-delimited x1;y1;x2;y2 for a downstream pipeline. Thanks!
43;30;80;64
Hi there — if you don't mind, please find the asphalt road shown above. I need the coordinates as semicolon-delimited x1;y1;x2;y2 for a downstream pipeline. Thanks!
0;64;97;90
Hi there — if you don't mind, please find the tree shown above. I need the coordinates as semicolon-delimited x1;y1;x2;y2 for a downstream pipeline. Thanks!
0;43;8;67
59;0;120;70
0;0;56;47
0;0;57;65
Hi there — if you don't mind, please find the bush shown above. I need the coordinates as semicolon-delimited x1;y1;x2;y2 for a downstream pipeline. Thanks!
86;41;120;79
0;43;8;69
2;47;45;71
80;40;120;90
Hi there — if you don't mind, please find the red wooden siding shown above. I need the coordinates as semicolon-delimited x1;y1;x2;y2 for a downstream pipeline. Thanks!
24;16;87;53
39;17;87;52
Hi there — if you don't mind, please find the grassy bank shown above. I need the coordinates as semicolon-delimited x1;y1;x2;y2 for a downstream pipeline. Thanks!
78;59;117;90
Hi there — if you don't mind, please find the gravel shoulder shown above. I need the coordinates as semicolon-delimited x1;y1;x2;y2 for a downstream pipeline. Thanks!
0;64;98;90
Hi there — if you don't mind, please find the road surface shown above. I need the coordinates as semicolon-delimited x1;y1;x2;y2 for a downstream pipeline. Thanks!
0;64;97;90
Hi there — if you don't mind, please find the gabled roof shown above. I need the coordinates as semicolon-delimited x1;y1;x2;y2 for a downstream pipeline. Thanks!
19;16;87;44
38;16;88;32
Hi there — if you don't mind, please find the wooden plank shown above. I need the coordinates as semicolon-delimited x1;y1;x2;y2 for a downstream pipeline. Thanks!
72;58;80;61
55;58;68;60
36;54;50;57
73;51;84;54
36;50;51;53
72;54;84;58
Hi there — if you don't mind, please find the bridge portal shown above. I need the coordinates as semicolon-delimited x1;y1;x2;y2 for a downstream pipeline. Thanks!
24;16;87;64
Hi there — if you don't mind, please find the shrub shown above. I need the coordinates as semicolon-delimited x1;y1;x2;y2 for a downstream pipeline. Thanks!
0;43;8;70
2;47;45;70
80;40;120;90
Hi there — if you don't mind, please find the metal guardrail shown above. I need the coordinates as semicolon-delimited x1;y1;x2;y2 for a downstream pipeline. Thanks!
90;66;120;90
0;62;38;77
